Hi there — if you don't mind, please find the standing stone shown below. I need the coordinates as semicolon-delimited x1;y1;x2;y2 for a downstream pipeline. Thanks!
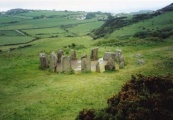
81;56;91;72
96;62;100;72
103;52;116;61
115;49;123;63
61;56;72;72
81;54;87;59
57;50;64;63
50;51;57;72
90;47;98;61
119;61;125;69
105;57;116;71
70;49;77;60
39;53;48;69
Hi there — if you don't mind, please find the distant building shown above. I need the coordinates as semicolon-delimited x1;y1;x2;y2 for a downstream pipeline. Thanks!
76;15;86;20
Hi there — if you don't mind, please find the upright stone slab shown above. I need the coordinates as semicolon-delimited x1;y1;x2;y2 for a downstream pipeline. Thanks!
105;57;116;71
96;62;100;73
61;56;72;73
115;49;123;63
39;53;48;69
103;52;116;61
70;49;77;60
50;51;57;72
57;50;64;63
90;47;98;60
81;54;87;59
81;56;91;72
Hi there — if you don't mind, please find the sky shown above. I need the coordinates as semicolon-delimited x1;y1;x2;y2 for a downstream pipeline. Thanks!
0;0;173;13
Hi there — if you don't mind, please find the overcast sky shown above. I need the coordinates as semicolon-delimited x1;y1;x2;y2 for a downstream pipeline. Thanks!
0;0;172;13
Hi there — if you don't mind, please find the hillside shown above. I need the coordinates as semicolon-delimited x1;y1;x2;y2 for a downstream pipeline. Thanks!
91;3;173;39
0;4;173;120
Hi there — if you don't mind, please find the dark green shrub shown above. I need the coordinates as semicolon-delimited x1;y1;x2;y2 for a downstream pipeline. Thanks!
76;74;173;120
133;31;151;38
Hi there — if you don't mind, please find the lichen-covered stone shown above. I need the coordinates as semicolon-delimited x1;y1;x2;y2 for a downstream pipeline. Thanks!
119;61;125;69
90;47;98;60
61;56;72;73
103;52;116;61
50;51;57;72
81;54;87;59
105;57;116;71
39;53;48;69
96;62;100;72
81;56;91;72
57;50;64;63
70;49;77;60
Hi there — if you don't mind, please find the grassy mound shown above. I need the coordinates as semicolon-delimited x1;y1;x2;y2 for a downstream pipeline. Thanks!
77;74;173;120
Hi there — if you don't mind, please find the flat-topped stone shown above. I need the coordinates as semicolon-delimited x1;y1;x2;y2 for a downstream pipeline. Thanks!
103;52;116;61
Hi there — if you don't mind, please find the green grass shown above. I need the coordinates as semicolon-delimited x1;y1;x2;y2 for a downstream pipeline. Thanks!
109;11;173;38
67;21;104;36
23;27;65;38
0;36;34;45
0;10;173;120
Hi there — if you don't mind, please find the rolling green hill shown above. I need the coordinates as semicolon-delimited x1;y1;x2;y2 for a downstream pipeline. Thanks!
0;4;173;120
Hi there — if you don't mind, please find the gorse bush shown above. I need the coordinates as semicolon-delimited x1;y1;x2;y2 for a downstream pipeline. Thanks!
134;27;173;39
76;74;173;120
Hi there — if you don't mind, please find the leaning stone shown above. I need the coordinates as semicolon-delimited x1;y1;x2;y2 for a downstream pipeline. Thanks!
90;47;98;61
81;56;91;72
103;52;116;61
96;62;100;72
57;50;64;63
70;49;77;60
39;53;48;69
50;51;57;72
105;57;116;71
119;61;125;69
61;56;72;73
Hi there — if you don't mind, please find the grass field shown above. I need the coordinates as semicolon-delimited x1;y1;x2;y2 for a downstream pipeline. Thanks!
0;10;173;120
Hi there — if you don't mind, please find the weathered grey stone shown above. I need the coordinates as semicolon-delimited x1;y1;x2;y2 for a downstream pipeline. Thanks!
119;55;124;62
119;61;125;69
61;56;72;72
81;56;91;72
115;49;125;64
81;54;87;59
57;50;64;63
39;53;48;69
105;57;116;71
90;47;98;60
70;49;77;60
96;62;100;72
103;52;116;61
115;49;122;62
50;51;57;72
137;59;145;65
133;53;144;58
